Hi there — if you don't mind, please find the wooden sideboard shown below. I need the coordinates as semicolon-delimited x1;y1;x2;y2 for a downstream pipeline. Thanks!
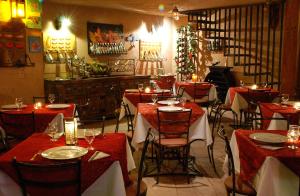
44;75;150;123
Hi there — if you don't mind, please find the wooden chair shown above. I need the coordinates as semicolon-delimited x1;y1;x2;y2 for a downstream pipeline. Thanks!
13;158;81;196
154;108;192;183
217;127;256;196
0;111;35;148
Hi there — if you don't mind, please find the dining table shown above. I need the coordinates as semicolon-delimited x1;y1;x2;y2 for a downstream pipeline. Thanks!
119;89;171;120
259;102;300;130
0;103;76;132
175;81;218;102
0;132;135;196
224;86;279;118
226;129;299;196
132;102;212;149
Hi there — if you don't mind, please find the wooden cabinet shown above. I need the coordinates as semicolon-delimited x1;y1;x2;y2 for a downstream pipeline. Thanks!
44;75;150;122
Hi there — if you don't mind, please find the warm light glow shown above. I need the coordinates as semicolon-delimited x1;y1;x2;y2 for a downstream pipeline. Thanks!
64;118;77;145
0;0;11;21
192;74;198;82
294;102;300;110
145;87;151;93
172;6;179;20
61;17;71;27
11;0;25;19
34;102;42;109
251;84;258;90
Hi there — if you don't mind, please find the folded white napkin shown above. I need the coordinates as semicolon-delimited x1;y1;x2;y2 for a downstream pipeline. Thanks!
88;151;110;162
44;113;64;133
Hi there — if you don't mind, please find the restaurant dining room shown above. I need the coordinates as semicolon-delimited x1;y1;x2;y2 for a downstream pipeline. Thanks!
0;0;299;195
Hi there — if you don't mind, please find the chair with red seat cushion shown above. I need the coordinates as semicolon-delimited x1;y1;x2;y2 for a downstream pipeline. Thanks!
154;108;192;183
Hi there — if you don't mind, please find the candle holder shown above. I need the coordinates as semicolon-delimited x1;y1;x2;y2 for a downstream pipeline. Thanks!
34;102;42;109
287;125;299;149
144;87;151;93
192;74;198;83
64;118;78;145
251;84;257;90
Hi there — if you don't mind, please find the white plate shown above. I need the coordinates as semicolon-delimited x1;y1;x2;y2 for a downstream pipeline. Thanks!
77;128;102;139
125;89;139;93
41;146;88;160
1;104;27;109
157;100;179;105
46;104;70;109
249;133;287;144
158;106;183;112
154;89;170;93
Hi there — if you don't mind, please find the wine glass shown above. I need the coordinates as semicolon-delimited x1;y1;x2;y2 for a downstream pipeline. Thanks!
180;97;187;107
84;129;95;150
138;84;144;92
46;123;58;142
15;98;23;111
240;80;244;87
48;94;55;104
281;94;289;105
151;94;158;104
287;125;299;149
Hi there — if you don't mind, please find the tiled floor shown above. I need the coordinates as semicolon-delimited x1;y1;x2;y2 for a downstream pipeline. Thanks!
82;116;235;196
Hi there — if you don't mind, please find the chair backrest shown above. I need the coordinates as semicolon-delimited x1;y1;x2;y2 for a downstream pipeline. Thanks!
137;128;152;196
157;109;192;141
122;102;134;133
13;158;81;196
217;127;236;194
155;76;175;90
193;84;210;102
247;88;273;104
0;111;35;140
32;96;46;104
176;86;185;99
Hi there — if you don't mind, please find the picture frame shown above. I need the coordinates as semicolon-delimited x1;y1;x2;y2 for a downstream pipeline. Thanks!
28;36;42;53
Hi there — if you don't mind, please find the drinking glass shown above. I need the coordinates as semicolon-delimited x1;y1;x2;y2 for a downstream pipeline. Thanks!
240;80;244;87
46;123;59;142
180;97;187;107
287;125;299;149
151;94;158;104
281;94;289;105
138;84;144;92
48;94;55;104
15;98;23;111
84;129;95;150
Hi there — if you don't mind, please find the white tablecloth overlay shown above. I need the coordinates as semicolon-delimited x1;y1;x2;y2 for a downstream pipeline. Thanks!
223;130;299;196
0;138;135;196
132;109;213;150
224;89;248;119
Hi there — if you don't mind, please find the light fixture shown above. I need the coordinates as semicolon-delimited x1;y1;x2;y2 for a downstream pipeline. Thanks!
10;0;26;19
54;16;72;30
172;6;179;21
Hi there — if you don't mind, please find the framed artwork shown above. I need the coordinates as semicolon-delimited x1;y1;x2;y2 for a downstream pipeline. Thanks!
87;22;125;55
28;36;42;53
139;41;161;60
26;0;42;29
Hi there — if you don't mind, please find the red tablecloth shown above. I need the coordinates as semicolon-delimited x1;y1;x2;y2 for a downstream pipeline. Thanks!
175;82;212;99
0;133;129;195
0;104;75;132
235;130;300;182
124;90;171;107
259;103;300;129
154;75;176;90
228;87;279;105
137;102;205;130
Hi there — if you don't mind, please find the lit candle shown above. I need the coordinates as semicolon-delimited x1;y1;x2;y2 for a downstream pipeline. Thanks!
64;118;77;145
251;84;257;90
144;87;151;93
192;74;198;82
294;102;300;110
34;102;42;109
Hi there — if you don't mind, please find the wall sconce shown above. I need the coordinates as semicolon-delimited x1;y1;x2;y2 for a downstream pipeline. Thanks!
54;16;71;30
11;0;26;19
64;118;78;145
172;6;179;21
